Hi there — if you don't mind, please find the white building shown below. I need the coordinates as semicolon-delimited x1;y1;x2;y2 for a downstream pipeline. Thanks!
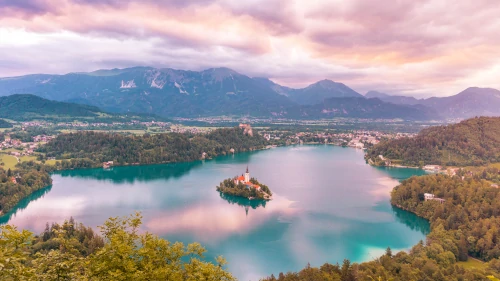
424;193;435;200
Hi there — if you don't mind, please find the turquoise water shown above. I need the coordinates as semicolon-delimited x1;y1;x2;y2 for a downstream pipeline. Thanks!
2;145;429;280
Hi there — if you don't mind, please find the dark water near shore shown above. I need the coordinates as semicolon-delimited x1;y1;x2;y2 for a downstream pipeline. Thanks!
2;145;429;280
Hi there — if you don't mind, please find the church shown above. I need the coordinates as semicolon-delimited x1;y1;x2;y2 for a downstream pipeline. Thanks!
234;166;261;190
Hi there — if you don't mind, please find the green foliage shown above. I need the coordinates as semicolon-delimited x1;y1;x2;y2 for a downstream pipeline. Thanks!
0;225;34;280
367;117;500;166
0;94;101;121
40;127;268;168
0;119;12;128
392;169;500;261
0;162;52;214
0;214;235;281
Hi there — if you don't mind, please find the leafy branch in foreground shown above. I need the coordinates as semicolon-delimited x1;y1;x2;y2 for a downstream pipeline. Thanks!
0;213;235;281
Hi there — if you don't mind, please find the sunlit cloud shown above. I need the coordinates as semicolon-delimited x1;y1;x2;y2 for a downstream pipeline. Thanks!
1;0;500;96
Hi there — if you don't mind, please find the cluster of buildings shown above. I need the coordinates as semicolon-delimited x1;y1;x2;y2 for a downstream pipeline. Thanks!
33;135;53;142
170;126;212;134
21;120;171;131
233;166;261;191
0;135;51;156
261;130;416;148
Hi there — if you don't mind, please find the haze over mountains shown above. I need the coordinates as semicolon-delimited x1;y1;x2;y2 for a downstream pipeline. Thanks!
366;87;500;119
0;67;498;120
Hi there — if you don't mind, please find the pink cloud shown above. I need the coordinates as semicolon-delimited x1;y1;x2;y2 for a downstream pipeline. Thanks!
0;0;500;96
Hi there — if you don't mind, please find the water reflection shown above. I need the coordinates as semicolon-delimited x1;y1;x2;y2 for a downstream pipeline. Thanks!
219;192;268;211
391;205;430;234
56;161;204;183
0;185;53;224
144;194;296;244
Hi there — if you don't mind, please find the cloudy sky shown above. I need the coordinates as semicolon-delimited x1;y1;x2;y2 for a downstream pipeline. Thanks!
1;0;500;97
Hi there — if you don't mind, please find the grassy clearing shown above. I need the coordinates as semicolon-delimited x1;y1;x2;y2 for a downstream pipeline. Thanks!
458;257;487;270
44;159;59;166
0;154;18;170
0;148;22;153
19;155;37;162
489;163;500;169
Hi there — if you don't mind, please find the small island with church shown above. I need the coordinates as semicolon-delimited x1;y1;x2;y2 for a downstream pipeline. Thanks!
216;166;273;200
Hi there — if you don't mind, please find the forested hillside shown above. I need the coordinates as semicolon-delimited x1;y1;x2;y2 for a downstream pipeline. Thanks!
0;162;52;214
366;117;500;166
0;119;12;128
0;94;101;120
392;169;500;261
39;127;268;167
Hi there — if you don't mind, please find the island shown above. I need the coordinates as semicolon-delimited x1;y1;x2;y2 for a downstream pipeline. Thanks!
216;166;272;200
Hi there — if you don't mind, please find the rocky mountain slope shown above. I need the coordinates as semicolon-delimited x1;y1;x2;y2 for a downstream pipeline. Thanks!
4;67;492;120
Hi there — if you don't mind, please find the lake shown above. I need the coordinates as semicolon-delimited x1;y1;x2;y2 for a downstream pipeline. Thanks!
1;145;430;280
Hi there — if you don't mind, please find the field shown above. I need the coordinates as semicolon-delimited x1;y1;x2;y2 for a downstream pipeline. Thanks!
0;154;18;170
489;163;500;169
458;257;487;270
44;159;59;165
19;155;37;162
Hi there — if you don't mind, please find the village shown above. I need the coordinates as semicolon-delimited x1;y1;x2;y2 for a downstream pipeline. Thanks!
0;134;55;170
0;134;53;156
261;129;416;149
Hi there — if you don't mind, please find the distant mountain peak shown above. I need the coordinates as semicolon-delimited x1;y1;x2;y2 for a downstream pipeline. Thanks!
202;67;241;80
310;79;341;88
365;91;391;99
459;87;500;96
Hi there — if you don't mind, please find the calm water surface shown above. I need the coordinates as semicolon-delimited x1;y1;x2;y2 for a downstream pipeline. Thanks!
1;145;429;280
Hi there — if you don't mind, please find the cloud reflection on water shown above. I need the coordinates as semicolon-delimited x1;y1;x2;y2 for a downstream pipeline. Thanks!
145;194;297;244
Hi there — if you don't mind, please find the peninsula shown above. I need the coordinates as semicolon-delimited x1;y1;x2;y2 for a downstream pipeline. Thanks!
216;166;272;200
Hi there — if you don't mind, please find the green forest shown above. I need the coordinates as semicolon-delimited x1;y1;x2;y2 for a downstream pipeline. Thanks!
0;119;12;128
391;167;500;261
366;117;500;167
0;94;101;120
39;127;268;167
0;162;52;214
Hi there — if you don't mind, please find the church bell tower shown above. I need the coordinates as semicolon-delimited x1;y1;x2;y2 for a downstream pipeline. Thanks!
244;165;250;182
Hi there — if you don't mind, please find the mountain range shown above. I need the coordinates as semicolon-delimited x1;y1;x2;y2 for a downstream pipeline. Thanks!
0;67;498;120
365;88;500;118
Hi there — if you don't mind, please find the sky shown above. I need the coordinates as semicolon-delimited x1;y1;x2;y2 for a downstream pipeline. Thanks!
1;0;500;97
